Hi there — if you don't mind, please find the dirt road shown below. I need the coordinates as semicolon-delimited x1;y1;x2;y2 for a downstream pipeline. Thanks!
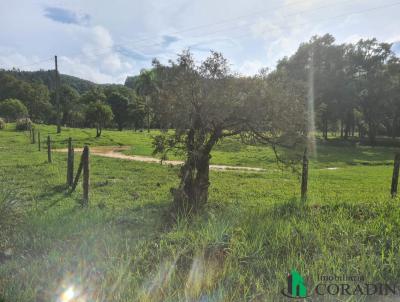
55;146;265;172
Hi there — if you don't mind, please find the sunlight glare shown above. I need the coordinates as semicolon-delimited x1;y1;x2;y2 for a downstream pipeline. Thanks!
60;286;75;302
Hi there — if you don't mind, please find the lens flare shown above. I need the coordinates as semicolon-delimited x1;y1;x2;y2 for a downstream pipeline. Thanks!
60;286;75;302
307;48;317;157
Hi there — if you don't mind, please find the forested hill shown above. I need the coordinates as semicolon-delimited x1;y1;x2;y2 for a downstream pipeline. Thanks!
0;69;96;94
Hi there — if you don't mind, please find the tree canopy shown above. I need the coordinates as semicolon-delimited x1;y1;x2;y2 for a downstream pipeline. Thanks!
85;102;114;137
0;34;398;147
151;50;307;215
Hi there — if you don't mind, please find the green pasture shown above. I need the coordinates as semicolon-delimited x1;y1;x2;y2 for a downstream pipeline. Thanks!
1;124;400;301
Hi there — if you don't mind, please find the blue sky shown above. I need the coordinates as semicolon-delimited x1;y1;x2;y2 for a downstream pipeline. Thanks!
0;0;399;83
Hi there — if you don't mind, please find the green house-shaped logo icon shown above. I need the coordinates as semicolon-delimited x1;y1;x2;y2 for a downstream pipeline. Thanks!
285;269;307;298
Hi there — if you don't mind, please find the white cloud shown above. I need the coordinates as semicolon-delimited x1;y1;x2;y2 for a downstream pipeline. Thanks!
0;0;399;83
250;17;283;40
57;25;135;83
283;0;323;10
249;10;316;68
387;35;400;43
343;34;363;44
0;47;53;71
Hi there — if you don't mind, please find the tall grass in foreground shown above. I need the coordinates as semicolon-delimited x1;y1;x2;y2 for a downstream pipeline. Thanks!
1;197;400;301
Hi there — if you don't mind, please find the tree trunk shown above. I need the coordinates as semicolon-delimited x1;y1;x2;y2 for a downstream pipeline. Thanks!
171;128;220;216
32;129;36;144
172;150;210;215
47;136;52;163
391;153;400;198
193;152;210;208
67;137;74;187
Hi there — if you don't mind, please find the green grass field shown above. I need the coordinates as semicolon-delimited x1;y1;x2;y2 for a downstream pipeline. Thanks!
1;124;400;301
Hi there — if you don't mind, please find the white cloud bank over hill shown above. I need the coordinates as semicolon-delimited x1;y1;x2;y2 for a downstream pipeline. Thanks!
0;0;399;83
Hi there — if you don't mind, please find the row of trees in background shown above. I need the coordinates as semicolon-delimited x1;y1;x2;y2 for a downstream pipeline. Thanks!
0;34;399;145
1;33;400;214
0;72;150;135
277;34;400;145
138;35;400;213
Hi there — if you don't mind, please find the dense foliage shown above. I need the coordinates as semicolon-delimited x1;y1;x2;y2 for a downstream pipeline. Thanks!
0;34;399;145
276;34;400;145
0;98;28;121
149;50;307;214
0;70;95;93
85;102;114;137
0;73;52;122
0;73;146;135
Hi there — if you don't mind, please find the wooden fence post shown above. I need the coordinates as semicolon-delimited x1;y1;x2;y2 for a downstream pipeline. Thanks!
38;131;41;151
391;153;400;198
67;138;74;186
301;148;308;201
82;146;89;206
70;155;83;193
47;135;52;163
32;129;36;144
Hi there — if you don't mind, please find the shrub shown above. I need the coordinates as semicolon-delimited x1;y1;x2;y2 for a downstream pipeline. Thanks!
0;99;28;122
15;118;33;131
0;118;5;130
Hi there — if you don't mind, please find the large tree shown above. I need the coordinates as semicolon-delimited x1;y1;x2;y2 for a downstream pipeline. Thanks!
152;51;306;215
85;102;114;137
127;101;146;130
383;57;400;139
347;39;395;144
274;34;352;140
58;84;80;126
106;92;129;131
134;69;156;132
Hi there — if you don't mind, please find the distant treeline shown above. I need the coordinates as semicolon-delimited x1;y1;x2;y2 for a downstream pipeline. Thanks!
0;33;399;145
0;69;95;93
272;34;400;145
0;70;148;132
